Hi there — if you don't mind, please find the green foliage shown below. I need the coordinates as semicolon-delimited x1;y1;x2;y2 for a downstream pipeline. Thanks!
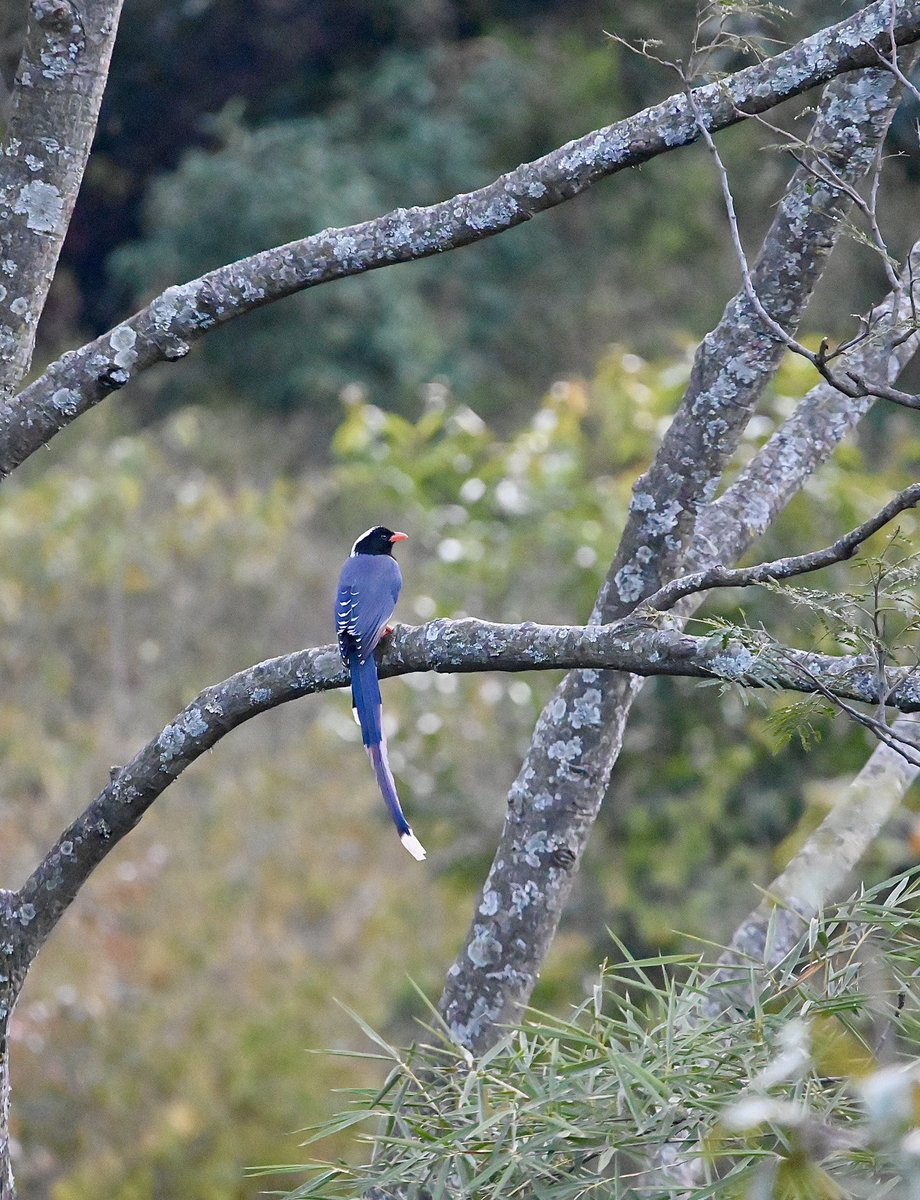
274;870;920;1199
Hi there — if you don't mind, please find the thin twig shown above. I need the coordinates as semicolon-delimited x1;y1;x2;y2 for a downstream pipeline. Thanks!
638;480;920;614
873;17;920;107
742;101;903;295
776;646;920;768
685;71;920;411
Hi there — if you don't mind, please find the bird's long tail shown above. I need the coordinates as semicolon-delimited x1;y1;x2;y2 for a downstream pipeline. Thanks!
349;652;426;861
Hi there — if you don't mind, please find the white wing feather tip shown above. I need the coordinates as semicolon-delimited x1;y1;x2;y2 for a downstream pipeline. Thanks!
400;831;427;861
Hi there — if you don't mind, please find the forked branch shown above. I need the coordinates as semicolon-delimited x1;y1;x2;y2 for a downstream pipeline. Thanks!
640;480;920;614
9;610;920;968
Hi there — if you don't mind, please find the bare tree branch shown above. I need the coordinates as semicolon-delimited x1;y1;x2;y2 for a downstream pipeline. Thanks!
873;15;920;105
639;480;920;615
438;60;914;1053
0;0;124;396
687;52;920;414
2;1;920;477
10;617;920;972
696;252;920;569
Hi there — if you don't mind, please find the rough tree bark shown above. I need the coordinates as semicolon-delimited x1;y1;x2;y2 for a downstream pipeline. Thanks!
5;608;920;1001
438;62;920;1052
0;598;914;1185
0;0;123;397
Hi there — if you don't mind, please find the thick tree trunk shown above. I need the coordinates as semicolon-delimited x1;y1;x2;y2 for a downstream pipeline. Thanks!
0;893;24;1200
0;0;123;397
438;64;914;1053
0;1023;12;1200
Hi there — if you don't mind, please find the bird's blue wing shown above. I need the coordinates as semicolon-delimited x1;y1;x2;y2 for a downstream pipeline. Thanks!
335;554;402;664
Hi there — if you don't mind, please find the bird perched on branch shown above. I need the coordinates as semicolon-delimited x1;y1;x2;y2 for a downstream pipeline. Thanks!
335;526;426;861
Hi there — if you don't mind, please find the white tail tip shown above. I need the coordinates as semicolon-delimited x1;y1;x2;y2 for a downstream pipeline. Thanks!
400;830;427;861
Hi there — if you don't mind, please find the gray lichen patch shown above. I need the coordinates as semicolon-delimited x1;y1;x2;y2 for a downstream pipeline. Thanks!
710;646;758;681
509;879;540;916
109;324;138;369
446;991;504;1050
157;706;210;763
614;562;647;604
157;723;187;762
50;387;78;415
571;688;602;729
521;829;550;868
467;925;503;968
464;190;520;232
13;180;63;234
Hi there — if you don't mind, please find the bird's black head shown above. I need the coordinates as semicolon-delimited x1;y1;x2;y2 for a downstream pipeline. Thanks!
351;526;409;556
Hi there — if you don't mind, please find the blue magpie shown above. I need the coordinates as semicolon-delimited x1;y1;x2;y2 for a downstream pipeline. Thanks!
335;526;426;860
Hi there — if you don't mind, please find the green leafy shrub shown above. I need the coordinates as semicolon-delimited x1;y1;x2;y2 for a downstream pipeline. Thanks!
273;871;920;1199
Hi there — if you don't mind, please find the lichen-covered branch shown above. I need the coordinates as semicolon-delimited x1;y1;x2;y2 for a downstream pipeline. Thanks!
696;251;920;567
438;60;914;1053
639;479;920;615
9;617;920;969
2;0;919;476
0;0;123;396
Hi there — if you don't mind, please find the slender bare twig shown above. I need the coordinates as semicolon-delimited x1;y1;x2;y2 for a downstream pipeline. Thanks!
774;644;920;767
685;68;920;411
638;480;920;614
786;145;901;293
738;97;904;297
683;80;811;345
873;14;920;106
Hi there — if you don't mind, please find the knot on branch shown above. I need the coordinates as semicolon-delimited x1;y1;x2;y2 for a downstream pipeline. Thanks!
97;365;130;391
30;0;83;52
550;845;577;870
161;339;190;363
31;0;73;28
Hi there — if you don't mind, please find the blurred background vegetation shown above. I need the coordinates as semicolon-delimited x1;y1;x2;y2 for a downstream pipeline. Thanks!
1;0;920;1195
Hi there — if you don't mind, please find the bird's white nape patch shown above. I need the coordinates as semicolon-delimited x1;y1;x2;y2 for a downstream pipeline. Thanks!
400;830;427;861
350;528;377;556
